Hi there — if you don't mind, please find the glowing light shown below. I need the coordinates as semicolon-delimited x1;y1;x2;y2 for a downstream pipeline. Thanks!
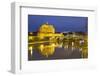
30;50;33;56
40;44;44;48
51;43;55;47
29;36;33;40
40;44;44;52
72;42;74;46
30;32;33;35
29;46;33;51
29;46;33;56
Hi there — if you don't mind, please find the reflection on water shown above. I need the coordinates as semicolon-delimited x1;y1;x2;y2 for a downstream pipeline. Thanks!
28;40;88;60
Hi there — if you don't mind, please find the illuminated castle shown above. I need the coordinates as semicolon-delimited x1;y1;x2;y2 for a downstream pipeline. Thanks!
38;22;63;39
37;22;55;38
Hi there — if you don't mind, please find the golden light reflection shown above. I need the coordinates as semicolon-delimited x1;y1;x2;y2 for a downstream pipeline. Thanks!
39;43;55;58
28;46;33;56
28;41;88;58
81;47;88;58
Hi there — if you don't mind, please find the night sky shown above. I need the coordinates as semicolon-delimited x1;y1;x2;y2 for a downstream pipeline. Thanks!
28;15;88;33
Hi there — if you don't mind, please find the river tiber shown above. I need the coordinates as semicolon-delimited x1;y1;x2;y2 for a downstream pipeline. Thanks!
28;22;88;60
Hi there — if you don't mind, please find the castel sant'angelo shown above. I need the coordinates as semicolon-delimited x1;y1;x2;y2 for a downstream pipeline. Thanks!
37;22;63;39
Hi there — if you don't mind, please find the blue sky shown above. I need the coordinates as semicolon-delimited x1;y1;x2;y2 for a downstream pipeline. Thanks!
28;15;88;33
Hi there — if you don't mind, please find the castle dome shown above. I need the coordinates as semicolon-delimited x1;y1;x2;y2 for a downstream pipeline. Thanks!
38;22;55;34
